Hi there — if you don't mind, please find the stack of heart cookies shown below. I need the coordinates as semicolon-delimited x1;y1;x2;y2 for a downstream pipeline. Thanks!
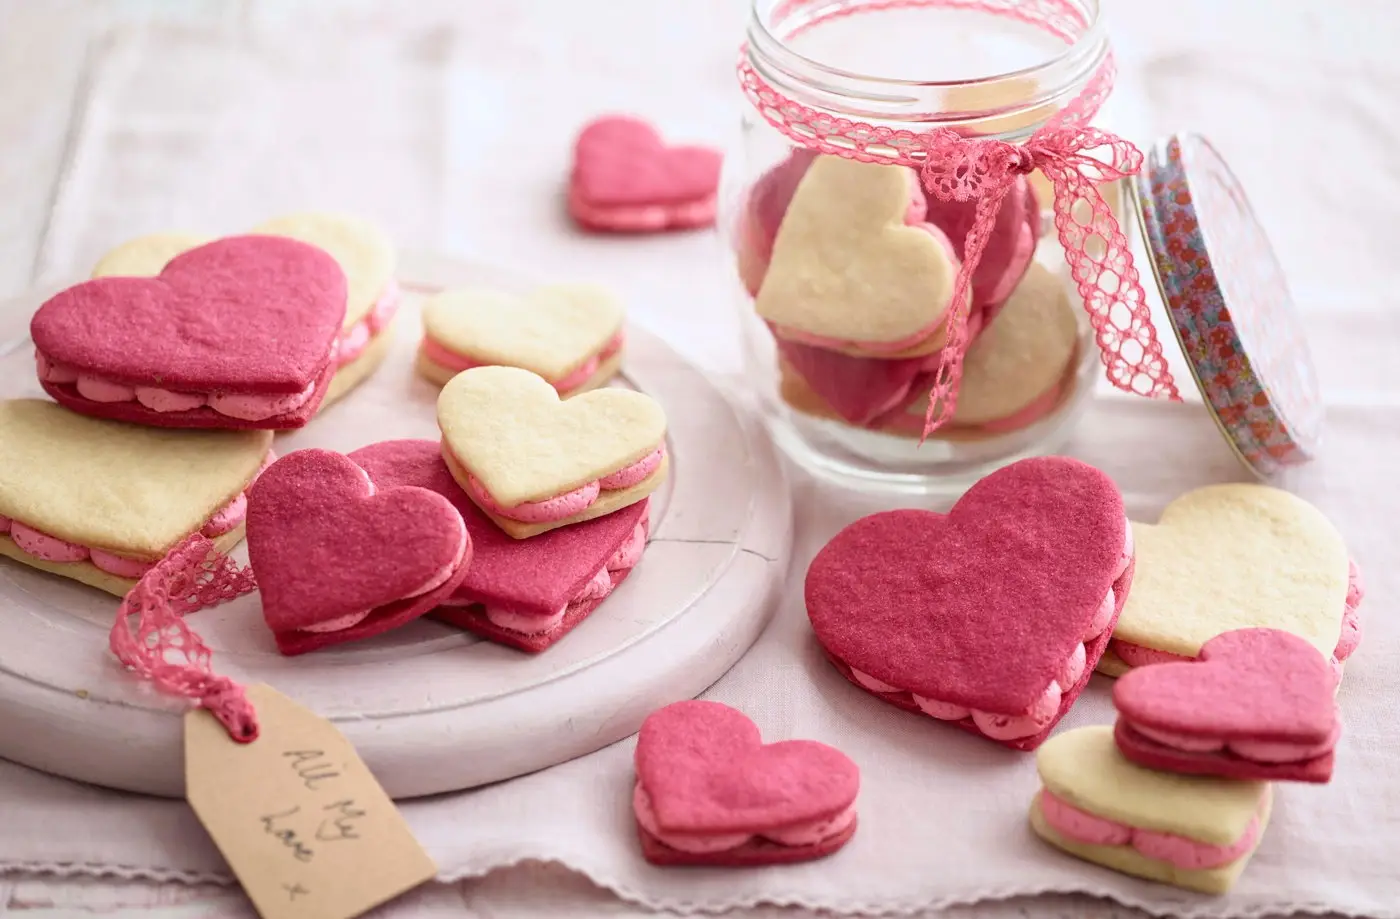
736;150;1084;439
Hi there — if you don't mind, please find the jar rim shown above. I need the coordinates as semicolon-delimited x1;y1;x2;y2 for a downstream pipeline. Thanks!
745;0;1109;132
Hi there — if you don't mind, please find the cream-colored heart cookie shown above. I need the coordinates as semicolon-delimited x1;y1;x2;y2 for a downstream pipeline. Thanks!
1101;484;1351;677
756;155;962;348
91;232;212;278
951;261;1079;425
1031;726;1270;895
438;366;667;538
419;285;624;388
0;400;271;594
253;212;397;328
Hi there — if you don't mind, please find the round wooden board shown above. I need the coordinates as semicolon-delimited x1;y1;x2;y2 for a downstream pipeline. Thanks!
0;251;792;799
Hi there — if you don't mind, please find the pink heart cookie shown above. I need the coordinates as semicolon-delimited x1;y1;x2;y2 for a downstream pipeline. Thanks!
805;456;1135;751
634;700;860;866
348;440;649;653
1113;628;1339;783
32;236;346;430
569;116;722;233
245;449;472;656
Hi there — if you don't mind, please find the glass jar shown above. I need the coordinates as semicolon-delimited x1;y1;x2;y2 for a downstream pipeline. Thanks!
722;0;1153;493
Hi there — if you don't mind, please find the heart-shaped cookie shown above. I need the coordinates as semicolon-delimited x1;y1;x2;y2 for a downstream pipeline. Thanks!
1032;726;1271;895
254;212;397;328
33;236;346;430
246;449;472;656
349;439;650;652
419;285;624;391
634;700;860;865
756;155;962;349
806;456;1133;750
569;116;722;232
1102;484;1353;677
0;399;271;594
437;366;667;538
1113;628;1339;782
91;232;212;279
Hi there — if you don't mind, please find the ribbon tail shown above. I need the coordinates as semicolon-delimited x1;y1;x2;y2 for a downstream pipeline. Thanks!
1041;158;1181;402
920;182;1014;441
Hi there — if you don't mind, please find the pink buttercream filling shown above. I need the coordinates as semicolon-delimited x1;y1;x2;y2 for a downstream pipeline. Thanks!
1039;790;1263;870
480;517;649;635
0;451;273;579
1110;557;1363;678
421;330;625;393
299;481;469;635
570;189;718;231
1125;721;1339;765
849;519;1132;740
461;442;666;523
35;282;400;420
633;784;856;854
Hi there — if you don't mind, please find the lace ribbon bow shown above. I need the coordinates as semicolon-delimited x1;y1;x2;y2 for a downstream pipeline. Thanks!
109;534;261;742
916;125;1181;440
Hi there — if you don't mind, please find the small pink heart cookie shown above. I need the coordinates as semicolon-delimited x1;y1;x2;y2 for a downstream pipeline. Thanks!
634;700;860;866
569;116;722;233
32;236;346;430
349;440;650;653
245;449;472;656
805;456;1135;751
1113;628;1340;783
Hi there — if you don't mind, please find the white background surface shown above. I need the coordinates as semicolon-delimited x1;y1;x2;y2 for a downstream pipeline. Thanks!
1;0;1397;916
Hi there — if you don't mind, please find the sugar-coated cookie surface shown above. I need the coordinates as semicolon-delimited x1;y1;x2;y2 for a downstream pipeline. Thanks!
437;366;667;538
569;115;722;232
253;211;397;328
0;399;271;560
90;232;212;278
348;440;650;652
755;155;964;348
951;261;1078;425
633;700;859;866
1032;726;1271;894
245;449;472;656
419;285;624;386
805;456;1133;750
1104;484;1353;675
1113;627;1340;782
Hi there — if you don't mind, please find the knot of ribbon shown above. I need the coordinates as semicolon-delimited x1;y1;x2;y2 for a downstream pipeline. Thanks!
915;124;1179;440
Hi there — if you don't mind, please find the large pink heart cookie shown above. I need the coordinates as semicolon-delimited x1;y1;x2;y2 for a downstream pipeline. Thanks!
805;456;1135;751
32;236;346;430
245;449;472;656
633;700;860;866
348;440;649;653
569;116;722;233
1113;628;1339;783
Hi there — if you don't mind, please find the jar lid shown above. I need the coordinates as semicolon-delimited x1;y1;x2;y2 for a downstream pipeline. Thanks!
1130;133;1323;478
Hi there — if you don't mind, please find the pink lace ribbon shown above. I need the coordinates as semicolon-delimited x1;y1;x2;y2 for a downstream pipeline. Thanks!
917;126;1182;437
108;533;261;742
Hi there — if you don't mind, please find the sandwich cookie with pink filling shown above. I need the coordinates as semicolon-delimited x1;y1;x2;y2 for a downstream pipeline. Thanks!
805;456;1135;751
90;211;402;410
0;399;272;596
755;154;969;360
33;236;346;429
1113;628;1340;783
348;440;650;652
1031;726;1272;895
633;701;860;866
437;365;668;539
417;284;625;395
245;449;472;656
569;115;723;232
1101;484;1362;681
